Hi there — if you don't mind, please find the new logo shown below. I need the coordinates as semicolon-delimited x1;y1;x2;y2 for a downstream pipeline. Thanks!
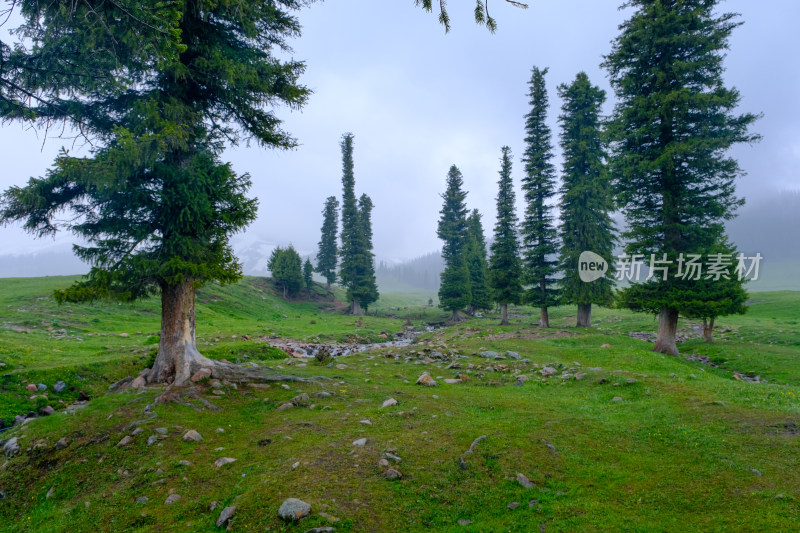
578;251;608;283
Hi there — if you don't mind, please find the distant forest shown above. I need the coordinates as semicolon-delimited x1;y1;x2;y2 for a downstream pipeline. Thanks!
376;252;444;292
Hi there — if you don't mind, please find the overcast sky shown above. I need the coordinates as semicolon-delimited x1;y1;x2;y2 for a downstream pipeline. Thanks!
1;0;798;266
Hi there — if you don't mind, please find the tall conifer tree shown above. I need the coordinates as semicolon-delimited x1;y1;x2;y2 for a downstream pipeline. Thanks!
488;147;522;326
316;196;340;291
437;165;471;321
356;193;380;311
465;210;492;314
557;72;616;327
604;0;758;355
520;66;560;327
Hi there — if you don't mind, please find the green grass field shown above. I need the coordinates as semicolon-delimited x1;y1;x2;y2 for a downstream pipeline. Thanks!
1;276;799;532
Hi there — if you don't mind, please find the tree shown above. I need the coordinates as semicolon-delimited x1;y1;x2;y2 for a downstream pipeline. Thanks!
520;66;560;327
465;210;492;314
356;193;380;312
557;72;615;327
488;147;522;325
316;196;340;291
437;165;471;321
415;0;528;33
0;1;309;386
268;246;304;298
604;0;759;356
303;258;314;295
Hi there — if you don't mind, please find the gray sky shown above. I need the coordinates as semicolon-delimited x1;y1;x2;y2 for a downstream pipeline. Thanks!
1;0;798;267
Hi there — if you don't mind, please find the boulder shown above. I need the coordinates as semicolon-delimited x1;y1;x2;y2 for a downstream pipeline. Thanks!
182;430;203;442
216;506;237;528
416;372;437;387
278;498;311;521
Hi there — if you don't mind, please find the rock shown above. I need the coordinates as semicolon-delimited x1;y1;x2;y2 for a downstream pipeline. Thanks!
516;473;535;489
135;496;149;504
53;381;66;393
54;437;68;450
416;372;437;387
303;528;336;533
611;396;623;402
291;393;311;407
480;351;499;359
515;375;530;386
147;435;158;446
601;344;611;348
155;427;168;435
116;436;133;447
382;398;398;408
383;468;402;479
276;403;294;411
540;367;557;377
46;486;55;500
443;378;462;384
458;519;471;526
359;420;371;425
507;501;520;510
506;351;521;360
182;430;203;442
751;468;763;476
216;506;237;528
314;391;332;398
25;383;37;393
131;427;143;436
214;457;236;467
37;383;47;391
352;438;367;446
378;458;390;467
215;428;225;433
130;376;146;389
385;452;402;463
164;494;181;505
278;498;311;521
179;460;192;466
41;405;56;416
190;368;212;382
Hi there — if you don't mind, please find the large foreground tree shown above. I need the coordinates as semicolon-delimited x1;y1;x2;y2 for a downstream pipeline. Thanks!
0;0;309;386
557;72;615;327
604;0;758;355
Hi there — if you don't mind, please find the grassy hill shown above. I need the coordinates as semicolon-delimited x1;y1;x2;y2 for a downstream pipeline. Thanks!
0;277;799;531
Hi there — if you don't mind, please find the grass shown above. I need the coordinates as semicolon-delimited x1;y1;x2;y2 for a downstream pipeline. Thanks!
0;276;799;531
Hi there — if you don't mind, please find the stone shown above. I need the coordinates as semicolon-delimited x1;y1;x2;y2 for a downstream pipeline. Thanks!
314;391;332;398
131;427;143;436
54;437;68;450
214;457;236;467
147;435;158;446
276;403;294;411
378;458;390;467
443;378;462;384
164;494;181;505
540;367;557;377
135;496;149;504
53;381;66;393
382;398;398;408
359;420;372;425
278;498;311;521
383;468;402;479
46;486;55;500
120;333;130;337
116;436;133;447
601;344;611;348
611;396;623;402
515;375;530;386
480;351;499;359
385;452;402;463
190;368;212;382
37;383;47;391
182;430;203;442
303;528;336;533
291;393;311;407
179;460;192;466
25;383;37;393
506;351;521;360
155;427;168;435
507;502;520;510
216;506;236;528
416;372;437;387
41;405;56;416
352;438;367;446
130;376;146;389
516;473;535;489
458;519;471;525
215;428;225;433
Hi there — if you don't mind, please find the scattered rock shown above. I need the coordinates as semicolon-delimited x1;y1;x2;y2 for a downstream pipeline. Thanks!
54;437;68;450
540;367;557;377
53;381;66;393
359;420;372;425
164;494;181;505
155;427;168;435
45;486;55;500
278;498;311;521
416;372;437;387
291;393;311;407
130;376;146;389
385;452;402;463
182;430;203;442
601;344;611;348
506;351;521;360
611;396;623;402
135;496;149;504
216;506;237;528
116;436;133;447
214;457;236;467
516;473;535;489
508;501;520;510
25;383;37;393
41;405;56;416
751;468;763;476
383;468;402;479
515;375;530;386
480;351;499;359
147;435;158;446
303;528;336;533
378;458;390;467
179;460;192;466
37;383;47;391
276;403;294;411
352;438;367;446
382;398;398;408
190;368;212;382
314;391;332;398
458;519;471;526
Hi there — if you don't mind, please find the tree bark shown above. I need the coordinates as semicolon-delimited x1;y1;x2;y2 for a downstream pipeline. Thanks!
450;310;461;322
703;317;715;343
326;280;331;292
149;281;216;386
576;304;592;327
350;300;363;316
654;307;680;356
539;307;550;328
500;304;509;325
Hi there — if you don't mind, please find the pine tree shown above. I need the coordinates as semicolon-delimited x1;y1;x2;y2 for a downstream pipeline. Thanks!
520;66;560;328
268;246;303;299
465;210;491;313
604;0;759;356
316;196;339;291
0;1;308;386
303;258;314;296
356;193;379;312
488;147;522;325
437;165;471;321
557;72;616;328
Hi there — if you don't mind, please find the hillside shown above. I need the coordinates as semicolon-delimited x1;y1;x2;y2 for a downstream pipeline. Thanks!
0;278;799;531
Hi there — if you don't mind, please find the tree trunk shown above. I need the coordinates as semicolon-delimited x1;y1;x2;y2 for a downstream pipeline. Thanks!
539;307;550;328
703;317;715;343
450;310;461;322
350;300;363;316
326;280;331;292
654;307;680;356
500;304;509;325
576;304;592;327
149;281;216;386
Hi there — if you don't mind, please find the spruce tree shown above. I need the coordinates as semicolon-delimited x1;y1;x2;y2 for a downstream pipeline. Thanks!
520;66;560;328
356;194;380;312
465;210;492;314
303;258;314;296
437;165;471;321
0;0;308;386
604;0;759;355
557;72;615;328
316;196;340;291
268;246;303;299
488;147;522;326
